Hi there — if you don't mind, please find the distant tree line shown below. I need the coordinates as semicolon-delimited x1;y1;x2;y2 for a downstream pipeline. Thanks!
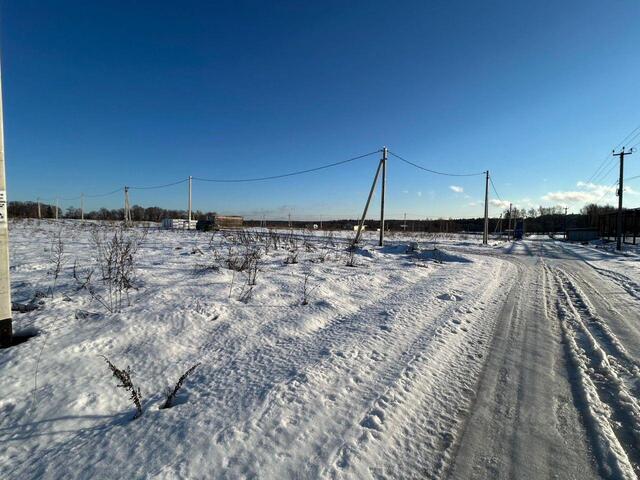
9;200;622;234
8;201;218;222
248;204;621;234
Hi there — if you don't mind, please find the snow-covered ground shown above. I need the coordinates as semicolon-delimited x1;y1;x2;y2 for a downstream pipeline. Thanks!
4;221;640;479
1;220;515;479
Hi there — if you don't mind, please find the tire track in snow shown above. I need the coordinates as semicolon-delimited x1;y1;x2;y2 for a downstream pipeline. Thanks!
326;260;514;480
544;264;639;478
207;258;514;478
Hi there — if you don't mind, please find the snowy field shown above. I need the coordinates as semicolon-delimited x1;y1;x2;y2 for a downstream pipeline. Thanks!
0;220;516;479
4;221;640;479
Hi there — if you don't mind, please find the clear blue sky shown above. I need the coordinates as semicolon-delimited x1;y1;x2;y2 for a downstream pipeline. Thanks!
2;0;640;219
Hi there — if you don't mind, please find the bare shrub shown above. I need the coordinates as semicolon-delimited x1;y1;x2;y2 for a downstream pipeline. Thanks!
101;355;143;419
160;363;201;409
48;230;66;297
90;227;144;312
247;259;259;286
284;248;299;265
238;284;254;303
301;272;319;305
345;246;357;267
220;246;261;272
72;259;94;291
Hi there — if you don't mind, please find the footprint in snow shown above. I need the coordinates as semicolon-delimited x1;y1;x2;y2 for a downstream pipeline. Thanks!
438;292;463;301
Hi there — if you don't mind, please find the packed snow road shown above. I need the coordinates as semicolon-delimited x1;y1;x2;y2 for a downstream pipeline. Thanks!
2;223;640;479
448;238;640;480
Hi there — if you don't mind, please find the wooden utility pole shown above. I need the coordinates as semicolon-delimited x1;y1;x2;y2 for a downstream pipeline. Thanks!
507;203;512;241
613;148;633;250
0;63;11;347
483;170;489;245
188;175;192;229
354;157;383;245
379;147;387;246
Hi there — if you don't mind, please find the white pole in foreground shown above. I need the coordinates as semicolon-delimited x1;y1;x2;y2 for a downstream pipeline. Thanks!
80;192;84;221
0;64;12;346
188;175;192;228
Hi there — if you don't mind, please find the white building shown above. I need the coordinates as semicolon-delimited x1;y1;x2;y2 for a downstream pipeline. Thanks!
162;218;197;230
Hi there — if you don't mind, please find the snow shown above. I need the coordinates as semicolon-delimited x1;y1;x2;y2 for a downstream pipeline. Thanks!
1;220;515;479
4;223;640;478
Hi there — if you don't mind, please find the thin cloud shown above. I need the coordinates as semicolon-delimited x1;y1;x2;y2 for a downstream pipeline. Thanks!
542;181;636;204
449;185;464;193
490;199;511;209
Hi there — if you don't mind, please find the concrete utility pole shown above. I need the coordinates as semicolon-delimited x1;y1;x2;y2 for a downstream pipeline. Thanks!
354;156;383;245
483;170;489;245
564;206;568;239
188;175;192;228
379;147;387;247
288;213;291;228
507;203;513;241
613;148;633;251
80;193;84;221
124;186;132;226
0;64;12;347
37;197;41;219
55;198;59;220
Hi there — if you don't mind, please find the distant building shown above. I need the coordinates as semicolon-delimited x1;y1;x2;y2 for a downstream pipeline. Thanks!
196;215;244;231
162;219;197;230
353;225;366;231
566;228;599;242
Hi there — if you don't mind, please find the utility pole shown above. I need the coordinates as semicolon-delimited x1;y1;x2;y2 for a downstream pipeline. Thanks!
124;186;132;227
55;198;59;220
37;197;41;219
379;147;387;246
401;213;407;231
483;170;489;245
507;203;512;241
564;206;568;239
0;62;11;347
188;175;192;229
613;148;633;251
354;156;383;245
80;193;84;221
288;213;291;228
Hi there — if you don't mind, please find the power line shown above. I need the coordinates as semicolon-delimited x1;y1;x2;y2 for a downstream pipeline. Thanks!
85;187;125;198
129;178;189;190
615;124;640;151
193;150;381;183
586;124;640;184
388;151;485;177
592;179;618;205
489;176;503;202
